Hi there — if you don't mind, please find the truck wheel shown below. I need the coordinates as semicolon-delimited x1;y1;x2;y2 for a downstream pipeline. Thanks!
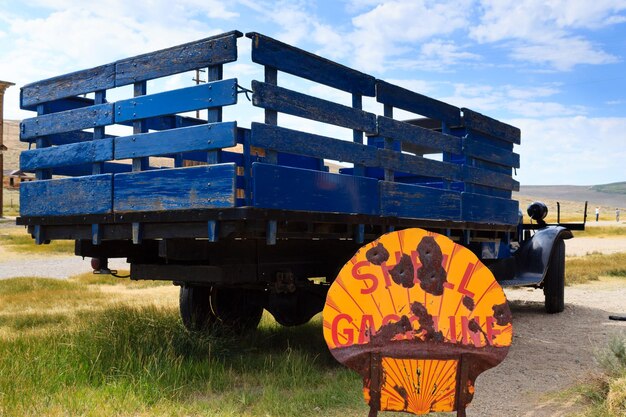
210;287;264;331
180;285;215;331
544;239;565;314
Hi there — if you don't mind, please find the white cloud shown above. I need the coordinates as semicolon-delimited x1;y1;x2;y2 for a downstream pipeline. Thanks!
512;116;626;185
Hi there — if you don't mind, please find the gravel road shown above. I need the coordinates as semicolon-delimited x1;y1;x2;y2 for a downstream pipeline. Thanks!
0;255;128;279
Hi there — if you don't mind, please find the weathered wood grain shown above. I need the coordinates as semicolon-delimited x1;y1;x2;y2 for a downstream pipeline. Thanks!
21;139;113;171
376;81;461;126
380;182;461;220
20;103;114;140
20;174;113;216
247;32;375;96
115;31;241;86
377;116;462;154
115;79;237;123
21;64;115;109
463;165;520;191
462;108;521;144
252;163;379;215
115;122;236;159
464;138;520;168
252;81;377;133
114;164;236;212
462;192;519;225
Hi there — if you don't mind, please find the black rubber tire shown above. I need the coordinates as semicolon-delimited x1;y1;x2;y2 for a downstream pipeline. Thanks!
210;287;264;331
544;239;565;314
179;285;215;331
179;285;263;333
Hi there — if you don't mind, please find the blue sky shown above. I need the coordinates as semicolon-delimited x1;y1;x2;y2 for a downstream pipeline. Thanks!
1;0;626;185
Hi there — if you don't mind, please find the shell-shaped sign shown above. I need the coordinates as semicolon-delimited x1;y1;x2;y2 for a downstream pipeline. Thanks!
323;228;512;415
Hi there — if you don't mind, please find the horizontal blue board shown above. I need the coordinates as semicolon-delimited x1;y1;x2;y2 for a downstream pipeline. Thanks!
380;182;461;221
462;192;519;225
252;163;379;215
20;174;113;216
462;108;520;144
463;165;520;191
20;131;116;145
115;122;236;159
21;138;113;171
464;137;520;168
376;81;461;126
250;123;459;180
377;116;462;155
251;81;377;134
21;64;115;109
180;150;244;166
52;162;141;177
33;96;94;114
20;103;114;140
114;164;236;212
246;32;375;96
115;79;237;123
116;31;241;86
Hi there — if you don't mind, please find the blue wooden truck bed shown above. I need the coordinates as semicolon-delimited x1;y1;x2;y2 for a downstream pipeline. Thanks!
17;30;520;247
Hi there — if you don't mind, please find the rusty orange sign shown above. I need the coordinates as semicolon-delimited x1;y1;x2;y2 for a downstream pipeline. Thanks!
323;228;512;416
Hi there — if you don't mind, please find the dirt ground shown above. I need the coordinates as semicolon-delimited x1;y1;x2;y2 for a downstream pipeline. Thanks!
469;278;626;417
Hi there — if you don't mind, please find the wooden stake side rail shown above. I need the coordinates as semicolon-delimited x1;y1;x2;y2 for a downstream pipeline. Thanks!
18;30;521;244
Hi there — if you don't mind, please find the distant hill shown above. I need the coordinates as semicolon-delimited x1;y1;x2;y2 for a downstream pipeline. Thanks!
517;185;626;208
591;182;626;195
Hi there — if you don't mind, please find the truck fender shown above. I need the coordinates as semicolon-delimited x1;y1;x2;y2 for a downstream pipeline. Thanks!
513;226;573;286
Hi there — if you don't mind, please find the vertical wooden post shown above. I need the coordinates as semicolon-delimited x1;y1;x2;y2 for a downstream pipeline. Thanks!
0;81;14;218
264;67;278;246
368;352;382;417
132;81;148;244
206;63;224;242
455;355;469;417
92;89;106;245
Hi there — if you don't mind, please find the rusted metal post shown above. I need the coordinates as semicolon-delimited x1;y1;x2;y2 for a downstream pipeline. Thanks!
0;80;15;218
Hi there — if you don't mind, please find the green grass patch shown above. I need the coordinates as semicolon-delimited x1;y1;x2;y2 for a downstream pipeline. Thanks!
0;305;366;416
566;253;626;285
575;226;626;238
592;181;626;195
575;337;626;417
0;231;74;254
69;271;171;288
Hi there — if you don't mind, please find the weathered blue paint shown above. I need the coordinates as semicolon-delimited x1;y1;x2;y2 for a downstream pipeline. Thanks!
20;103;114;140
247;32;375;96
21;138;113;171
463;165;520;191
251;81;377;134
20;174;113;216
20;64;115;109
377;116;462;155
461;192;519;224
462;108;521;144
115;79;237;123
115;31;241;86
114;122;236;159
376;81;461;126
252;163;379;215
114;164;236;212
464;138;520;168
51;162;136;177
380;182;461;221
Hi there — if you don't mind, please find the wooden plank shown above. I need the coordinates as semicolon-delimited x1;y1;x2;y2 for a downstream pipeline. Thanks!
463;165;520;191
462;192;519;225
246;32;375;96
21;138;113;171
252;81;377;133
20;131;116;145
380;182;461;220
52;162;134;176
20;103;114;140
115;121;236;159
251;123;461;180
464;138;520;168
462;108;520;144
377;116;462;154
20;64;115;109
251;123;376;165
115;79;237;123
376;81;461;126
115;31;242;86
252;163;379;215
114;164;236;212
20;174;113;216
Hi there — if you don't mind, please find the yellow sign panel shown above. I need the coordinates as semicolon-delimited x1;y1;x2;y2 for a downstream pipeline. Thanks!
323;228;512;416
